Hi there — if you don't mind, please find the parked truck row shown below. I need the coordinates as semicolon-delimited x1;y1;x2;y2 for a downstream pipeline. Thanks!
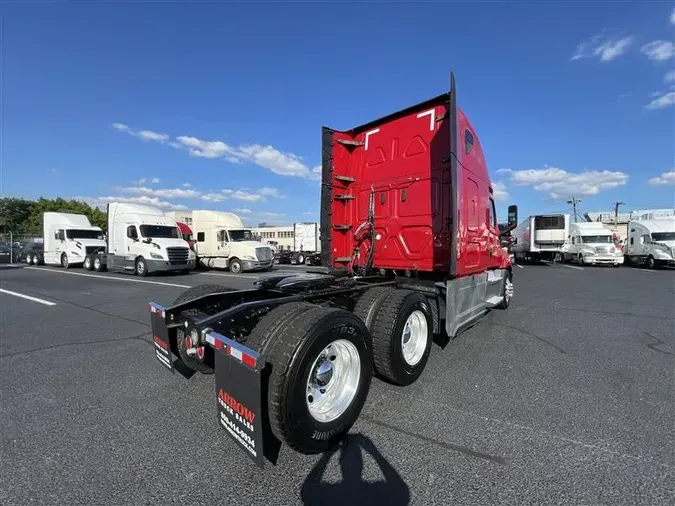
508;213;675;268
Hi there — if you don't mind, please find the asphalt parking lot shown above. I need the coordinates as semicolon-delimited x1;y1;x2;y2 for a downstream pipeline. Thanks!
1;262;673;506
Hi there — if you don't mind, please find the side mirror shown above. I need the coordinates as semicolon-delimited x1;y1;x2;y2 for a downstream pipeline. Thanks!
507;205;518;228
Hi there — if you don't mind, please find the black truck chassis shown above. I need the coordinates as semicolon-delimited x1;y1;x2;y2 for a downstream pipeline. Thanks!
148;270;410;467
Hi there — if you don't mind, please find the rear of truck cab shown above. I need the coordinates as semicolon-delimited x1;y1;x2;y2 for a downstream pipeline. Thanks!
147;72;519;467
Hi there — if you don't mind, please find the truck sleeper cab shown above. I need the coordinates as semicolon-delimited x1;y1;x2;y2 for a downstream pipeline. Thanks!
564;222;623;266
192;210;274;274
43;212;107;269
623;218;675;268
148;72;518;467
96;203;195;276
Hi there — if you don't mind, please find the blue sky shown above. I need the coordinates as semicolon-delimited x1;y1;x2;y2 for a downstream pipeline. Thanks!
3;1;674;226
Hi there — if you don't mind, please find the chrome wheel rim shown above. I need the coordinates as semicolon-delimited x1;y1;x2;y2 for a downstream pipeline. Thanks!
505;276;514;302
306;339;361;423
137;260;145;274
401;310;428;366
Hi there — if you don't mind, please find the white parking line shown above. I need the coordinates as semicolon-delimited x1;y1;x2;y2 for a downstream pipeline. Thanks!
515;264;524;269
637;269;656;273
0;288;57;306
562;264;584;271
25;267;191;288
197;272;258;280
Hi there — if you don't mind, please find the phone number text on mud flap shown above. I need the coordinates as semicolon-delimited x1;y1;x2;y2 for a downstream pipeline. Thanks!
218;398;256;454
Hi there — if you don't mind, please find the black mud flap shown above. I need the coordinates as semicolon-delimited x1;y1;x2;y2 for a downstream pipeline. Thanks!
208;331;280;468
149;302;174;372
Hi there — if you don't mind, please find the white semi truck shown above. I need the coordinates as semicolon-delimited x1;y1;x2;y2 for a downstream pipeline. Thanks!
43;212;107;269
191;210;274;274
510;214;570;263
82;203;196;276
623;218;675;269
563;222;623;266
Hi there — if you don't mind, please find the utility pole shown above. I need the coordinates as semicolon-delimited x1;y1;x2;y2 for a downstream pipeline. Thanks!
613;201;625;227
567;197;581;223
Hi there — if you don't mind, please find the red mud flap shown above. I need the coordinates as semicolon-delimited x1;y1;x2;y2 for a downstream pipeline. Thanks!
149;302;174;372
206;331;276;468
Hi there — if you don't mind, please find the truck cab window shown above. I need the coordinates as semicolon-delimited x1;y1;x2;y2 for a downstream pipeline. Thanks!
217;230;229;243
127;226;138;240
197;232;205;242
464;130;474;155
489;198;497;229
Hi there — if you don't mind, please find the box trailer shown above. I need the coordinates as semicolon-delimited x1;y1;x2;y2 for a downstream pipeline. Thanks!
511;214;570;263
148;72;518;467
278;222;321;265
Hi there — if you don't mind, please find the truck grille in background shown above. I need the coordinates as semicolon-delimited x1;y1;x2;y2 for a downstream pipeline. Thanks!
595;246;610;254
255;247;273;261
167;247;189;265
85;246;105;255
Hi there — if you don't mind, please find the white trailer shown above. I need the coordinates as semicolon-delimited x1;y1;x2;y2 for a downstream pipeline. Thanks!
96;203;195;276
43;212;107;269
564;222;623;266
623;218;675;269
510;214;570;263
277;222;321;265
192;210;274;274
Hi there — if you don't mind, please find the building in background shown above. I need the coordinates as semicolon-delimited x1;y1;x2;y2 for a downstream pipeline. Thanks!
253;225;294;250
584;208;675;240
165;211;193;227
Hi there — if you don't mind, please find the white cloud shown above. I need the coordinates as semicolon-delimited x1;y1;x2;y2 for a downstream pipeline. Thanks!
497;167;629;199
257;187;285;198
233;208;253;214
570;34;633;62
671;7;675;25
182;182;192;187
114;123;320;181
301;211;316;216
132;177;161;185
648;170;675;186
664;70;675;83
111;123;170;144
640;41;675;61
644;91;675;110
119;186;201;199
76;195;187;211
491;181;509;201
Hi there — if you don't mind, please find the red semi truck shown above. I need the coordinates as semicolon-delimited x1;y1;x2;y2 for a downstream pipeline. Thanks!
176;222;195;250
149;73;517;467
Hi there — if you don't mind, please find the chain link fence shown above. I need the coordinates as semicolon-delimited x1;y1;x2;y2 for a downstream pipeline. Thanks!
0;233;43;264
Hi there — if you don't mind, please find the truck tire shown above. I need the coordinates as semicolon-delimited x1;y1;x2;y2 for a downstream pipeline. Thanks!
296;253;305;265
61;253;70;269
646;256;656;269
93;256;105;272
352;286;395;332
83;256;93;271
495;270;513;310
135;256;148;277
370;290;433;386
173;284;236;375
229;258;242;274
247;304;373;454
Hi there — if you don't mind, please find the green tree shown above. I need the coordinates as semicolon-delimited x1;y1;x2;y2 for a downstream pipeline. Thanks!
0;198;35;234
21;198;108;235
